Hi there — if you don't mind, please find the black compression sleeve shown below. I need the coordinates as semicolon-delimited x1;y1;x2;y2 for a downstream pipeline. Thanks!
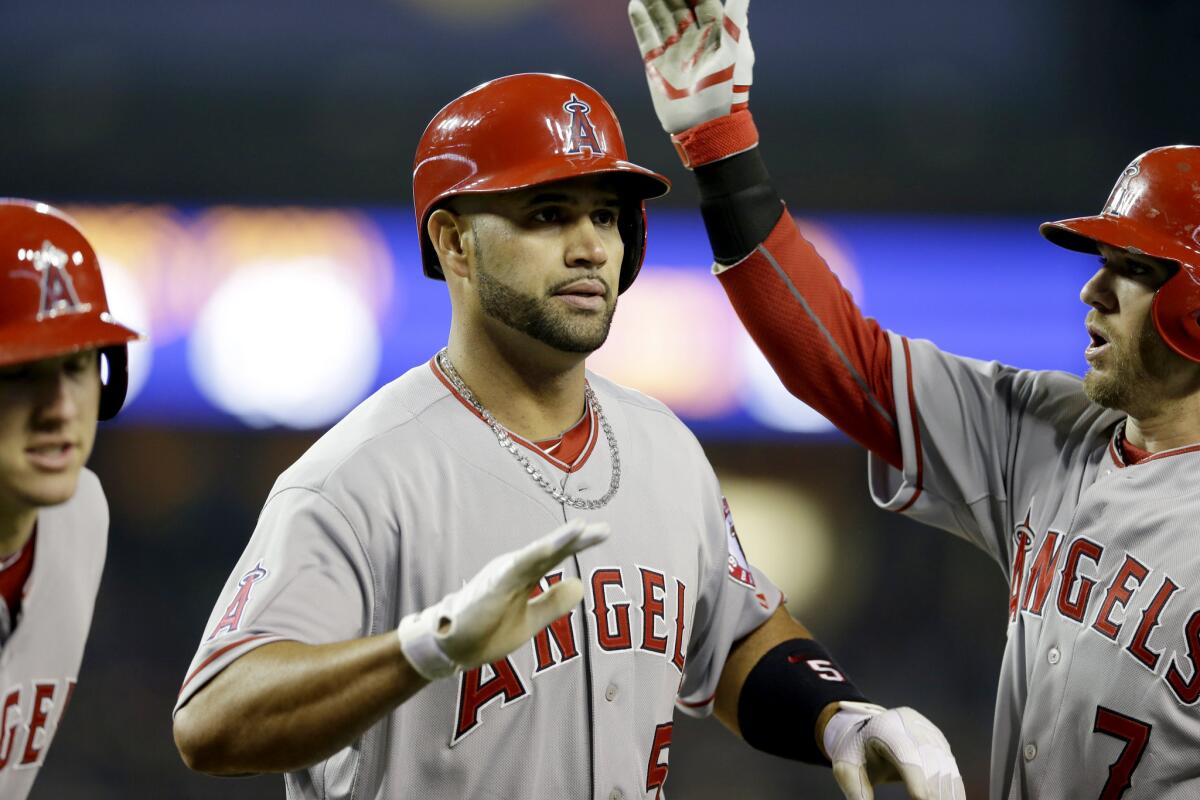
694;148;785;266
736;638;868;765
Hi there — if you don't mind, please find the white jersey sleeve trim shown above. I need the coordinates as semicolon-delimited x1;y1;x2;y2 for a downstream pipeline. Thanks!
869;333;924;513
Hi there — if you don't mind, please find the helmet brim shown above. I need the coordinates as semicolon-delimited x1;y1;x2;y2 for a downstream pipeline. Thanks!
446;155;670;203
420;156;670;280
1040;214;1186;267
0;314;142;368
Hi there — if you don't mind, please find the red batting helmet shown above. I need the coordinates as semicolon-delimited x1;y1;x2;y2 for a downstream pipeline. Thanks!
413;73;671;294
0;199;143;420
1040;145;1200;362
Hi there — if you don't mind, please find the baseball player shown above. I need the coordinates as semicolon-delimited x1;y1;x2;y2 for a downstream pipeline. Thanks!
0;199;141;799
629;1;1200;798
172;73;963;799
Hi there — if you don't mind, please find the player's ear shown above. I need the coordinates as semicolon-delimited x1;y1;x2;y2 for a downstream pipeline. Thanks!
428;208;472;281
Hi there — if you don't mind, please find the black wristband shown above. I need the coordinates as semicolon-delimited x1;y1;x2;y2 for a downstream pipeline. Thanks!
736;638;868;765
694;148;785;266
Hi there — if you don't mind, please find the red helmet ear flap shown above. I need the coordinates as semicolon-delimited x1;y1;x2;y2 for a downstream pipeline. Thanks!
1151;265;1200;361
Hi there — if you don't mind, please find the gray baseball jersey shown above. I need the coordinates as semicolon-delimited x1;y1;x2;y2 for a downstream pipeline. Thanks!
176;357;781;800
0;468;107;800
869;335;1200;799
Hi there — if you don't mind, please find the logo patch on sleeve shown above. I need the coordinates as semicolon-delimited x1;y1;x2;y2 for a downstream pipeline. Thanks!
206;561;269;641
723;497;756;589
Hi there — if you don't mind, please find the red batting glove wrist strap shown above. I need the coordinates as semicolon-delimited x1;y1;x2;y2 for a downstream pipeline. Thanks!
671;110;760;169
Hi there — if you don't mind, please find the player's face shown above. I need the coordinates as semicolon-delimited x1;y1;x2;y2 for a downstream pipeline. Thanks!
0;350;101;518
457;176;626;354
1079;245;1198;415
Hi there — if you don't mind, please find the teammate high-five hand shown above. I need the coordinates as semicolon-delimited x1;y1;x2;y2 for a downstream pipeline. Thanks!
824;704;965;800
628;0;757;167
398;520;609;679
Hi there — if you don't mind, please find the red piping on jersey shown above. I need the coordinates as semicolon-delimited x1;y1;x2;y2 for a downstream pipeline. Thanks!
1139;442;1200;462
179;634;274;696
677;691;716;709
429;357;599;474
534;405;598;471
894;337;924;514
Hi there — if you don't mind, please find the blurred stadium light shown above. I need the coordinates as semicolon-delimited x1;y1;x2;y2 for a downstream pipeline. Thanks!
66;204;1093;432
189;257;382;428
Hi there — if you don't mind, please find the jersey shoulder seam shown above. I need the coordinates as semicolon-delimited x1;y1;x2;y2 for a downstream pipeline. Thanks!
274;391;446;496
262;486;374;576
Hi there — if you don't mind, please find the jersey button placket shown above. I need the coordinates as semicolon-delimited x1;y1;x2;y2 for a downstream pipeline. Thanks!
1023;742;1037;762
1047;647;1060;665
608;789;624;800
604;683;618;702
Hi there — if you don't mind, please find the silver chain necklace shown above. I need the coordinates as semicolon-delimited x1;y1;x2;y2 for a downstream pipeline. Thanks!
436;348;621;509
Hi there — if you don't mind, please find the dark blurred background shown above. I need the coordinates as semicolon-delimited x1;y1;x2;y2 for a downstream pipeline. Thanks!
6;0;1199;213
8;0;1197;797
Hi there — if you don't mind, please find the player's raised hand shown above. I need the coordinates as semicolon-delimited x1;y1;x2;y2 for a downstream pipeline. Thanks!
824;703;965;800
397;519;609;680
628;0;753;136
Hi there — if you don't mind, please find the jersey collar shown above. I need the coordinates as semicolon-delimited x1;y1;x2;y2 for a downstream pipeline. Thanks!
429;356;600;474
1109;419;1200;467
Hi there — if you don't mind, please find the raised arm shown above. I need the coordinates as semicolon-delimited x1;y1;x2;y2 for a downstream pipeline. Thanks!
173;519;608;774
629;0;903;468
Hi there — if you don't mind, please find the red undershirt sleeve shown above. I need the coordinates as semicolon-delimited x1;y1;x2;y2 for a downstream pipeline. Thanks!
715;210;903;469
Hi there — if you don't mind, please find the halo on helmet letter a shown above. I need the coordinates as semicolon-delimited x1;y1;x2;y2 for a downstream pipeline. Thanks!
25;240;92;321
1103;164;1141;218
562;94;604;157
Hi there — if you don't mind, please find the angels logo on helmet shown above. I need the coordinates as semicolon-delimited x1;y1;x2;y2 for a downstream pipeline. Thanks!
24;240;92;321
562;94;604;157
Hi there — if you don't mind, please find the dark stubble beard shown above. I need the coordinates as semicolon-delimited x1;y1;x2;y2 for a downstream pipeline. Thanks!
1083;314;1180;417
475;263;617;354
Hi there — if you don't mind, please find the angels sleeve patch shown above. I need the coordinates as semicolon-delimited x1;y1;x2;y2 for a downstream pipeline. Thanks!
723;497;756;589
207;561;269;641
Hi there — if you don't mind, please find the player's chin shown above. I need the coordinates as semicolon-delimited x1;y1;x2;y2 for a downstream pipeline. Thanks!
13;470;82;508
547;322;613;354
1081;369;1127;411
549;309;614;343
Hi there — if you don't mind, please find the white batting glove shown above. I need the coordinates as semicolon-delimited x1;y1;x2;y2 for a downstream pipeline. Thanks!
824;702;966;800
628;0;753;134
397;519;609;681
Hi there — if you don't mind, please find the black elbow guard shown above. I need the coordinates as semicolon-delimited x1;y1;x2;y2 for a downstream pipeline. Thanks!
694;148;785;266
